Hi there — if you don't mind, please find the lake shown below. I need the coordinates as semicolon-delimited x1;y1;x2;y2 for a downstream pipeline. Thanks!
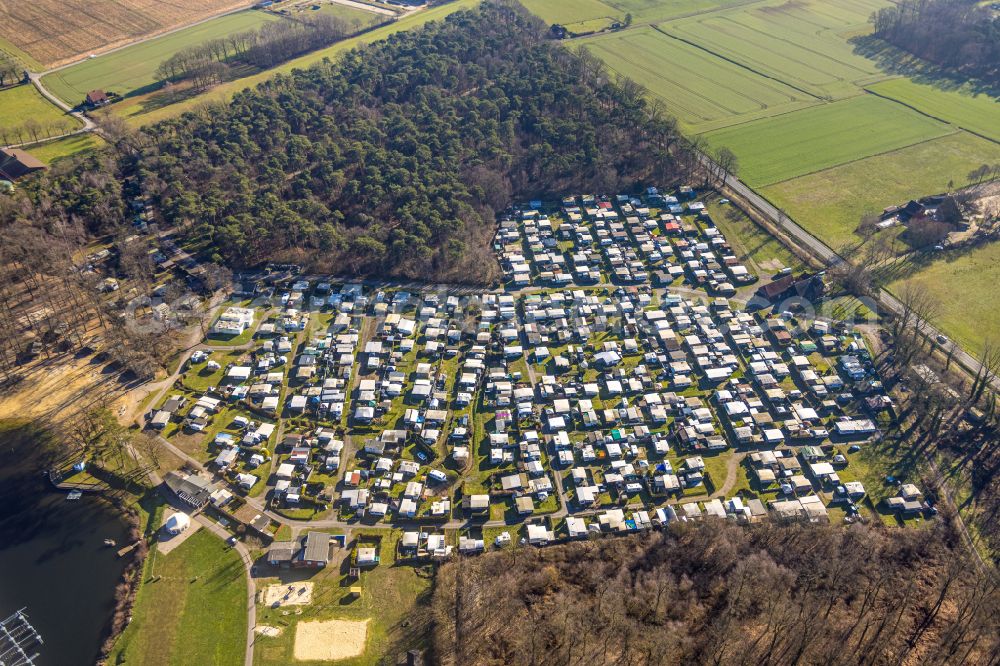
0;426;132;666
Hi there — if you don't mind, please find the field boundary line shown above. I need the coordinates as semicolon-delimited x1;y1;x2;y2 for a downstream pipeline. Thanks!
863;88;1000;147
692;96;842;135
751;129;961;189
649;24;822;101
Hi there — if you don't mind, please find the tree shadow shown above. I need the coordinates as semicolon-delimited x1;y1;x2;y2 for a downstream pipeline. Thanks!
850;34;1000;98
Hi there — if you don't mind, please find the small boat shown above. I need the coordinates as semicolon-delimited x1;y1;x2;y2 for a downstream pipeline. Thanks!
66;490;82;501
103;538;117;547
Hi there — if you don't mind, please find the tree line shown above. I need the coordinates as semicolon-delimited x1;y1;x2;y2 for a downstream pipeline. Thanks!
0;52;23;87
155;14;370;91
870;0;1000;85
433;521;999;665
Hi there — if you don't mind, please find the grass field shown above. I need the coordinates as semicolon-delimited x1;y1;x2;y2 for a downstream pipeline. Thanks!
298;2;384;27
520;0;621;26
26;133;107;163
579;26;816;132
762;132;1000;249
888;241;1000;357
0;84;81;143
42;10;283;105
662;0;886;99
109;528;248;666
702;95;954;186
705;196;805;275
866;78;1000;143
0;0;253;67
605;0;756;22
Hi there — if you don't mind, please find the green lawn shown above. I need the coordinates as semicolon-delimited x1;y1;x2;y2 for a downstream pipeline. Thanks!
762;131;1000;249
578;26;815;133
41;10;283;105
19;132;106;163
0;84;80;143
704;196;804;275
887;241;1000;358
181;350;245;392
702;95;954;186
109;529;248;666
866;78;1000;143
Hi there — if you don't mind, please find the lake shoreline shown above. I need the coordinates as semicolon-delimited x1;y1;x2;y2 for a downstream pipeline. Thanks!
92;495;148;665
0;420;148;665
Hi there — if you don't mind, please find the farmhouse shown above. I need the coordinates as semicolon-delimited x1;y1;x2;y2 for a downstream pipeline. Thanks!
0;148;46;181
85;89;110;106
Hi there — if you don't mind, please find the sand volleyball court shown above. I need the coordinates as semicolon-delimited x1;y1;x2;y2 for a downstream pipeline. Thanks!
294;618;370;661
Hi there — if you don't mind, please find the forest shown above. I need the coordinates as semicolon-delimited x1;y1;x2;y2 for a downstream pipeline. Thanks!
132;0;694;282
870;0;1000;85
433;521;999;665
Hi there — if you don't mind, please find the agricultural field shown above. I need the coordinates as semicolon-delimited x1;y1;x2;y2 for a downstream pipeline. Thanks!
108;528;248;666
662;0;887;99
0;0;253;67
579;26;816;132
762;132;1000;249
286;1;384;27
100;0;479;127
41;10;283;106
0;84;81;145
606;0;755;23
520;0;622;30
543;0;1000;354
866;78;1000;143
701;95;954;187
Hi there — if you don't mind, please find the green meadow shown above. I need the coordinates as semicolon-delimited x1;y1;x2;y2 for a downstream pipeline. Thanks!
866;78;1000;143
580;26;816;132
888;241;1000;357
41;10;283;105
108;529;247;666
26;133;107;163
762;132;1000;249
0;84;80;140
701;95;954;187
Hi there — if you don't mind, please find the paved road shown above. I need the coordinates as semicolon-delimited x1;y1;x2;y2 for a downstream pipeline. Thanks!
714;161;998;391
0;75;100;151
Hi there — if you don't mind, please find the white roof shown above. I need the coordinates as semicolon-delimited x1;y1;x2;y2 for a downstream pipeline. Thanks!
164;512;191;532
